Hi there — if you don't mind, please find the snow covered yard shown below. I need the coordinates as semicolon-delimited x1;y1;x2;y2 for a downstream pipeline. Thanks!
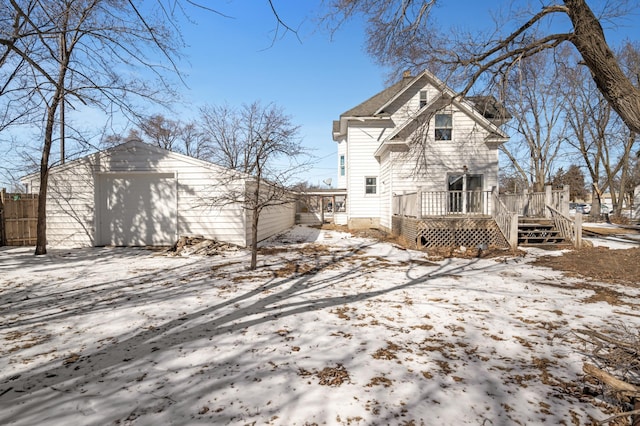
0;225;638;425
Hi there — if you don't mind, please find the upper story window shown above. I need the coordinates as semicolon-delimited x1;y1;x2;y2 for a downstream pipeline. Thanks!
419;90;428;108
339;155;345;176
365;177;377;194
435;113;452;140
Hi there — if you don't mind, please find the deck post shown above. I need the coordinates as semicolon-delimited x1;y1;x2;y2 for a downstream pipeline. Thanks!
545;185;552;218
562;185;570;216
416;187;423;219
509;212;519;250
574;212;582;249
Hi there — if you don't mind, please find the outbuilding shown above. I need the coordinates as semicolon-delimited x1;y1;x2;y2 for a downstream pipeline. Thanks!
21;140;295;248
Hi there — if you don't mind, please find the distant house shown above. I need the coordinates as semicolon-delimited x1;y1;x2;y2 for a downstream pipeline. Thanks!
21;140;295;248
332;70;510;233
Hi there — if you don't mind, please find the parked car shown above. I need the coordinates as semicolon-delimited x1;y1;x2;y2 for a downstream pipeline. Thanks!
569;202;590;215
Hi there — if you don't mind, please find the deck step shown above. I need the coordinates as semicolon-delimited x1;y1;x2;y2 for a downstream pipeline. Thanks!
517;218;566;245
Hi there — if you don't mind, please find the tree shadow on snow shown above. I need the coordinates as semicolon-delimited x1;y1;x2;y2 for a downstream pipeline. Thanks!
0;238;552;425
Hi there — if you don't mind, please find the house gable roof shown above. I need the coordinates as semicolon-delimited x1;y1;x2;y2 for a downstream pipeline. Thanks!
340;74;415;118
333;69;510;155
21;139;245;181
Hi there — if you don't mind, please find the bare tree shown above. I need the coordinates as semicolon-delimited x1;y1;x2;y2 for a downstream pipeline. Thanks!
0;0;184;255
137;115;184;152
102;114;213;160
324;0;640;133
199;104;245;170
200;101;309;270
181;121;211;160
500;49;568;192
562;43;639;217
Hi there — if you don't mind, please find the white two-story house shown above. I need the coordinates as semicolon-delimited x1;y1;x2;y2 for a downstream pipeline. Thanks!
332;70;510;236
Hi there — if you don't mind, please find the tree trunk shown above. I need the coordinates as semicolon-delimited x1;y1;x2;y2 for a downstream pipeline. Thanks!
250;205;259;270
564;0;640;133
35;98;60;255
249;179;261;270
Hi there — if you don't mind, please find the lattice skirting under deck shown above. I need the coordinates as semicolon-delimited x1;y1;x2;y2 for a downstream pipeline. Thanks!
392;216;509;249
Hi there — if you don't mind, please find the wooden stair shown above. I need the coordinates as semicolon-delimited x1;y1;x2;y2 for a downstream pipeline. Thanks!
517;218;567;246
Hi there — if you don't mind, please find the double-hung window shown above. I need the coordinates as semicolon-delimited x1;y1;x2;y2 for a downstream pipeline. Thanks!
365;177;377;195
419;90;428;108
339;155;345;176
435;113;453;140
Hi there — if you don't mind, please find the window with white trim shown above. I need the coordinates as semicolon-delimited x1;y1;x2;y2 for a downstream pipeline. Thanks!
419;90;428;108
435;113;452;140
339;155;345;176
365;177;377;194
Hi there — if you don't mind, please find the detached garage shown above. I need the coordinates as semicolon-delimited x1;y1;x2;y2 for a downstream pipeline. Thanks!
21;140;295;248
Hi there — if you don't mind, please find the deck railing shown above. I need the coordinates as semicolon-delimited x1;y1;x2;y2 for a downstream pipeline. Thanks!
548;205;582;248
499;185;569;217
492;189;518;249
393;190;492;217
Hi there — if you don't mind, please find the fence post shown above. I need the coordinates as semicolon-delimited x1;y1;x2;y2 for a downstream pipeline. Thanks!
0;188;5;246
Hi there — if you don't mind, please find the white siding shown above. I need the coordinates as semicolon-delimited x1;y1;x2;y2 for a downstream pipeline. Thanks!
250;202;296;244
26;141;264;248
338;73;505;229
26;159;97;247
297;212;323;225
379;149;392;230
390;107;498;193
346;122;391;220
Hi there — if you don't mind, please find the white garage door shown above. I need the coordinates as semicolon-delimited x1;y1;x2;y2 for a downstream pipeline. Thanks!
98;173;177;246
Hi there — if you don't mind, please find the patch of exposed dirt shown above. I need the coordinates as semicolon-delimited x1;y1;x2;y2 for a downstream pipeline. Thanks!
533;247;640;286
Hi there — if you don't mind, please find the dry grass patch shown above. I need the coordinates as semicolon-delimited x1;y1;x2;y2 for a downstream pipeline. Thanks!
366;376;393;387
372;341;404;360
299;364;351;387
533;247;640;285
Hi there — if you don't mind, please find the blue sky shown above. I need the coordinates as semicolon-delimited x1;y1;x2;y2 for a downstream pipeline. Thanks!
162;0;640;187
173;1;389;187
1;1;638;189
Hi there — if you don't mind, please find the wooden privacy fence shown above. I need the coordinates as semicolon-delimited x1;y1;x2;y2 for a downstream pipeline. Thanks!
0;189;38;246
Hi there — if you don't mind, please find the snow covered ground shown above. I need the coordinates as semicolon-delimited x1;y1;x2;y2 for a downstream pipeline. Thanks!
0;225;638;425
